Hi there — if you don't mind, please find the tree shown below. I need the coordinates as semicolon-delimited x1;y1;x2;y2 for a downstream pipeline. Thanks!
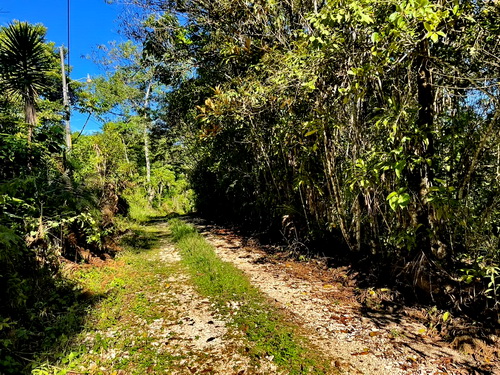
84;40;176;203
0;22;56;144
123;0;500;317
0;22;122;373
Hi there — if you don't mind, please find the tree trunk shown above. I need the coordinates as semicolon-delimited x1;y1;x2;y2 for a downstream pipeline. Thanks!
407;35;436;257
24;97;37;170
25;98;37;144
322;125;354;251
60;46;72;151
143;82;153;203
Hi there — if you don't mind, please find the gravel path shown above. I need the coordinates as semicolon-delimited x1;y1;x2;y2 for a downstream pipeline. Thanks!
155;224;278;374
189;219;499;375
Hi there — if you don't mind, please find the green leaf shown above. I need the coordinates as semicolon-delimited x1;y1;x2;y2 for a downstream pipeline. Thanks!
371;32;381;43
387;192;397;200
397;193;410;207
394;160;406;179
389;12;399;22
360;13;374;24
442;311;450;322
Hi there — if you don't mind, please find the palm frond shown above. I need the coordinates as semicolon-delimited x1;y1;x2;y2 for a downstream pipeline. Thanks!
0;21;53;102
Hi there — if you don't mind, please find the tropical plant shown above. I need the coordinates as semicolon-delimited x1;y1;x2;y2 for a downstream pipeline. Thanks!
121;0;500;320
0;21;56;143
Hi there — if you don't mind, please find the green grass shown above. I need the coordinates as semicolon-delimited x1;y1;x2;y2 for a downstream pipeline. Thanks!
0;269;100;375
117;220;163;253
168;218;332;374
25;220;332;374
29;226;182;375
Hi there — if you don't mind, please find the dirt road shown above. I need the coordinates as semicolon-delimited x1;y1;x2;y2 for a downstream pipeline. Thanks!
190;219;499;375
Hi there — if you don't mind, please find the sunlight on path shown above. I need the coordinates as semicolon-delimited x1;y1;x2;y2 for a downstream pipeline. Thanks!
35;225;276;374
192;220;494;375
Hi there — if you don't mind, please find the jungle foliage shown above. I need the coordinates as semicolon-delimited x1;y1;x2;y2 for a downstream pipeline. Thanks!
0;22;99;373
1;0;499;371
0;21;192;373
118;0;500;322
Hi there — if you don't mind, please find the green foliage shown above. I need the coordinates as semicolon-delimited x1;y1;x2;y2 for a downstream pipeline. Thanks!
71;124;195;223
0;21;55;103
0;5;498;373
128;0;500;320
387;189;411;211
0;21;61;141
0;20;121;373
122;186;159;222
72;36;195;221
28;226;178;374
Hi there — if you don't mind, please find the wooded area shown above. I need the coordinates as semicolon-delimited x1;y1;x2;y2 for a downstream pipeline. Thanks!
0;0;499;372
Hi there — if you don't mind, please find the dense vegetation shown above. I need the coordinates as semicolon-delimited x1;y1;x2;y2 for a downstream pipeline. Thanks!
0;21;190;373
0;0;499;372
119;0;499;320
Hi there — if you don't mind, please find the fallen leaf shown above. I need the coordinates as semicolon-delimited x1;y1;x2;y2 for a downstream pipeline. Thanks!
439;357;453;364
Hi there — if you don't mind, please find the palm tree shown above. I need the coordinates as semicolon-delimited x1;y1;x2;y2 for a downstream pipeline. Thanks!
0;22;53;143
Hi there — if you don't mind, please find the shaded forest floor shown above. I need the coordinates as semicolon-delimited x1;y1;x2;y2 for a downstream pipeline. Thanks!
28;218;500;375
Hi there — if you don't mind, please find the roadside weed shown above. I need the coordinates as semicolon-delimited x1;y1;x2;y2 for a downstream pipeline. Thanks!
30;228;182;374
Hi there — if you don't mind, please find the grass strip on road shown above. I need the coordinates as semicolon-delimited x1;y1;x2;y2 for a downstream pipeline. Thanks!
169;218;332;375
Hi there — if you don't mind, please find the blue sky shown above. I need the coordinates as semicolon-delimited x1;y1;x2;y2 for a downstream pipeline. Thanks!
0;0;126;133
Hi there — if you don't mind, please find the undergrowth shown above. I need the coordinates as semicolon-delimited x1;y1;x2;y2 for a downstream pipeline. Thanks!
168;218;332;374
7;219;331;374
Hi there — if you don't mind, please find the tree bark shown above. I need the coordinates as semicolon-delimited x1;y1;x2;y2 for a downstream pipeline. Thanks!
407;35;435;257
143;82;153;203
25;98;37;144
